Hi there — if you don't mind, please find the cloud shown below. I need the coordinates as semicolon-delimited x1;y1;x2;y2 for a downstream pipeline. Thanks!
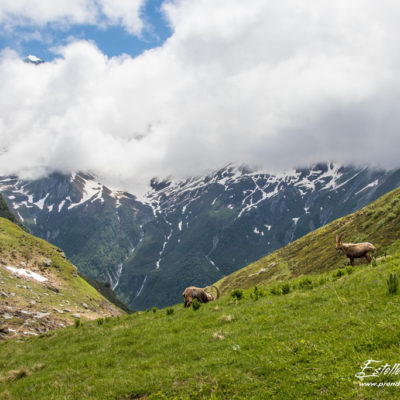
0;0;145;35
1;0;400;191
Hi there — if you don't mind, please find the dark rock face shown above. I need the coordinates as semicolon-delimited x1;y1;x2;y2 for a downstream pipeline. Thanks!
1;163;400;310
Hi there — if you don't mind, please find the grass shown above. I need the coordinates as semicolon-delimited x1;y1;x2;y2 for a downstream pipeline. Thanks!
2;250;400;398
216;186;400;294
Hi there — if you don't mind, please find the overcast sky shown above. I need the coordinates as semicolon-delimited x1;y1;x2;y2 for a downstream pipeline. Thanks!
0;0;399;191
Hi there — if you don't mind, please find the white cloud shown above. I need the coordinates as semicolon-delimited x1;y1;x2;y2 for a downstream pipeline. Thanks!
0;0;145;34
1;0;400;191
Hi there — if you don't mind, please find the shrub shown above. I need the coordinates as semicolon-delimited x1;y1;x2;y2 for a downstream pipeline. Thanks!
230;289;244;301
371;258;377;267
192;299;201;311
299;277;313;289
269;286;281;295
332;269;345;279
74;319;81;328
387;273;398;294
250;286;266;300
152;307;157;313
96;318;104;326
166;308;174;315
281;283;290;295
318;277;327;286
346;266;354;275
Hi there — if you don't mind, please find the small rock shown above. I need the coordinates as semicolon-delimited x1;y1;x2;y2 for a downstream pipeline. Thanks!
43;258;52;267
71;314;80;319
10;292;15;297
0;259;7;265
0;291;8;298
81;302;89;309
30;300;36;305
3;313;13;319
258;268;266;274
52;308;64;314
46;285;59;293
20;261;27;267
34;312;51;319
64;308;71;313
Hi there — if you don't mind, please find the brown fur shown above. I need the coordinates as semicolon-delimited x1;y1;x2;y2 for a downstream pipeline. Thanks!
335;235;376;265
182;285;220;308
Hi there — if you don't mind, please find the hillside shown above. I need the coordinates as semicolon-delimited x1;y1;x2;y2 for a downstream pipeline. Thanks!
0;218;123;339
1;243;400;398
216;186;400;294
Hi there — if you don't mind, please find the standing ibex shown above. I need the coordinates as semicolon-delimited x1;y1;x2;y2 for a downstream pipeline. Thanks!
182;285;220;308
335;235;376;265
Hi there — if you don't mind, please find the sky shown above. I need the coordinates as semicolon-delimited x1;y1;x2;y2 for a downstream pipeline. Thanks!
0;0;400;192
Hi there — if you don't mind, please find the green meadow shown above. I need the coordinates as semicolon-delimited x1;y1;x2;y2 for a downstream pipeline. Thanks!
2;251;400;399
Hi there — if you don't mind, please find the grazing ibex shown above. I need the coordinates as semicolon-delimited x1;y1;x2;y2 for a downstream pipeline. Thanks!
182;285;220;308
335;235;376;265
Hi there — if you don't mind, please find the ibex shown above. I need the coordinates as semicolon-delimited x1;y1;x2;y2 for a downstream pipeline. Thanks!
182;285;220;308
335;235;376;265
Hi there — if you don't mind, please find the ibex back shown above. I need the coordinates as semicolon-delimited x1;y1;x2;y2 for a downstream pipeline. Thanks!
182;285;220;308
335;235;376;265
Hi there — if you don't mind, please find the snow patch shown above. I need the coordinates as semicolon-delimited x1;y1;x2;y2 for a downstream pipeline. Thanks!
34;193;49;210
355;179;379;195
6;266;48;282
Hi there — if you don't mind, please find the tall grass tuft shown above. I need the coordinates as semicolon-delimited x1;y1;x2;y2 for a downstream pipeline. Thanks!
231;289;244;301
192;299;201;311
387;273;398;294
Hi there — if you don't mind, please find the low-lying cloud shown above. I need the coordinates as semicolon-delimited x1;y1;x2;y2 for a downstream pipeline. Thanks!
1;0;400;192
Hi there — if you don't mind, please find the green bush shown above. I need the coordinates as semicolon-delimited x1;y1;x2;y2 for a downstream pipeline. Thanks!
299;277;313;289
74;319;81;328
371;258;377;267
318;277;327;286
231;289;244;301
250;286;266;301
346;266;354;275
97;318;104;326
166;308;174;315
152;307;157;313
332;269;345;279
387;273;398;294
269;286;281;295
281;283;290;295
192;299;201;311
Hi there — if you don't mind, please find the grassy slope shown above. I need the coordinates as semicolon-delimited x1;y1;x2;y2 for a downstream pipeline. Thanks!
1;252;400;399
0;218;123;336
216;186;400;294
